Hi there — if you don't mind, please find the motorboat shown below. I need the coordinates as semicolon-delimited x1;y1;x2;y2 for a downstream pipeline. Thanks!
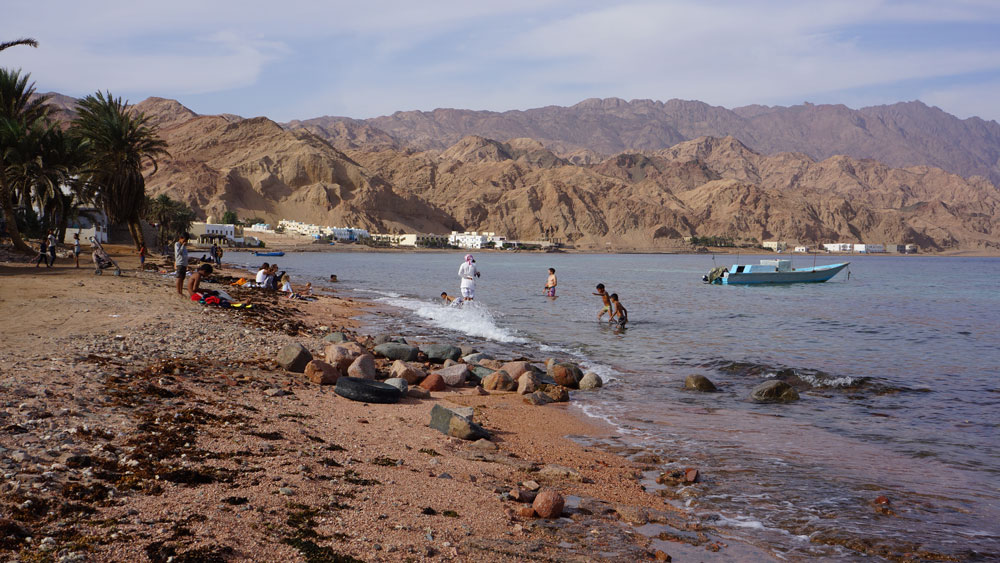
704;259;848;285
253;251;285;257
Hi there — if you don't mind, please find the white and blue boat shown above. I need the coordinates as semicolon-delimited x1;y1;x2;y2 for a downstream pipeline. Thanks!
705;259;849;285
253;251;285;257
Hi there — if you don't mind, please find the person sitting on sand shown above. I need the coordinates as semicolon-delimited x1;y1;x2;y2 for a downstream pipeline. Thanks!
280;273;293;294
174;233;189;296
544;268;557;297
609;293;628;327
255;262;270;285
458;254;478;300
593;283;612;320
187;263;213;296
302;282;313;296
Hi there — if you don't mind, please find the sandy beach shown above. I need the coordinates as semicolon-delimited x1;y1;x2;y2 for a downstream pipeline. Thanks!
0;245;761;562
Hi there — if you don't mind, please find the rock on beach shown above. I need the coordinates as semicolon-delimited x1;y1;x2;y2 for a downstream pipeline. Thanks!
347;354;377;380
685;374;717;392
384;378;408;393
579;372;603;390
419;373;446;392
325;345;360;373
548;363;583;389
750;380;800;403
390;360;425;384
434;364;470;387
499;361;533;379
423;343;462;363
276;343;312;373
373;342;420;362
517;373;540;395
428;404;490;441
482;370;516;392
304;360;339;385
532;490;565;518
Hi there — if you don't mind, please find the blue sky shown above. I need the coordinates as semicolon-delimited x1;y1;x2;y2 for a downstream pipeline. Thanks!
3;0;1000;122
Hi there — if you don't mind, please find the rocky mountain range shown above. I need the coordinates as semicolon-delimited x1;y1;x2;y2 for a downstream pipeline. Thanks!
37;94;1000;251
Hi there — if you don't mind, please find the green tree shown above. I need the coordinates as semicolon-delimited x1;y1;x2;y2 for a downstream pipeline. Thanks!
0;67;51;252
221;210;238;224
145;194;194;247
70;91;168;249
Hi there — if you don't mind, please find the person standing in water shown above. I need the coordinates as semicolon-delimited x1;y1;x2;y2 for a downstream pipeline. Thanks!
593;283;612;320
458;254;478;301
544;268;557;297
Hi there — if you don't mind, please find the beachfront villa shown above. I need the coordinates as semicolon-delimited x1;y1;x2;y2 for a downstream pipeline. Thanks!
823;243;855;252
853;243;886;253
762;240;788;252
248;223;273;232
371;233;449;247
449;231;509;249
794;245;810;253
275;220;371;241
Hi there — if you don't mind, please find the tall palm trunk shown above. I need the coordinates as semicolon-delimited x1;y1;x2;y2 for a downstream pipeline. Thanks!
127;219;145;249
0;179;32;253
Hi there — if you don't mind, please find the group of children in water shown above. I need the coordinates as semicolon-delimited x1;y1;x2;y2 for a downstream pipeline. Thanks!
440;255;628;328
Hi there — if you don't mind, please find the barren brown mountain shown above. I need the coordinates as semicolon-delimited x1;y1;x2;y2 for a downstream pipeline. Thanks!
292;97;1000;185
37;95;998;252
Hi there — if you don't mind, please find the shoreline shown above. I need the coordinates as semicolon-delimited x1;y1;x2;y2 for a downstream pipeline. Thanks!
0;246;769;561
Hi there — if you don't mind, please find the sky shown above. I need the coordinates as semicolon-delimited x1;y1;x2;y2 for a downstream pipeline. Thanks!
3;0;1000;123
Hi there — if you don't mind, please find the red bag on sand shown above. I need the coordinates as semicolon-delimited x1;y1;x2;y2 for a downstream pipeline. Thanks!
191;293;203;301
205;296;220;306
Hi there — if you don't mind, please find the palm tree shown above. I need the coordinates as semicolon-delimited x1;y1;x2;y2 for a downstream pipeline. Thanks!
0;67;51;252
0;38;39;52
71;91;168;249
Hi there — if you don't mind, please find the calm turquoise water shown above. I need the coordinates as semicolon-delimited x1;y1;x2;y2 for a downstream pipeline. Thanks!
232;251;1000;560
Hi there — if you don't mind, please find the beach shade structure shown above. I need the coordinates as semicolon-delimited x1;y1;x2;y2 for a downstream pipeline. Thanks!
335;377;402;404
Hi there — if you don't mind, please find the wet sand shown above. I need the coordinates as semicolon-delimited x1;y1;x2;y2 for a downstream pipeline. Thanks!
0;245;767;561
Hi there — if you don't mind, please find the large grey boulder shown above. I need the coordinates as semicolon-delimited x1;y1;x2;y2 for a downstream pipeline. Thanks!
579;372;603;390
276;343;312;373
373;342;420;361
434;364;471;387
685;374;717;392
750;380;799;403
423;343;463;363
429;404;490;440
463;352;494;365
467;364;495;382
323;332;349;344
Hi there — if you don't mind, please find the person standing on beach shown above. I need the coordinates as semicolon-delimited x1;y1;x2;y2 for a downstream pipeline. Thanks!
458;254;478;301
544;268;557;297
174;233;189;296
214;244;223;267
593;283;612;321
34;237;49;268
73;233;81;268
139;244;147;270
46;230;57;267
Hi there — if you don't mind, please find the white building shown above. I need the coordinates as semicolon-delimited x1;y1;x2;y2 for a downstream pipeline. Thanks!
248;223;273;232
763;241;787;252
64;208;109;244
823;243;854;252
854;243;885;253
793;246;810;253
449;231;508;249
330;227;370;241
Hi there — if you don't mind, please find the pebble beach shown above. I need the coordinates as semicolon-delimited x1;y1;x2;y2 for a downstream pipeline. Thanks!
0;246;758;562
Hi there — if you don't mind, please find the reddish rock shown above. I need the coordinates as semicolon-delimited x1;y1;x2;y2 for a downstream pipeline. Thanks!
521;480;540;491
303;360;339;385
419;372;446;391
499;361;533;379
532;489;565;518
549;363;582;388
516;506;537;519
654;550;672;561
347;353;377;379
325;344;359;373
874;495;890;505
517;372;540;395
544;385;570;402
684;468;699;483
482;370;516;391
390;360;425;384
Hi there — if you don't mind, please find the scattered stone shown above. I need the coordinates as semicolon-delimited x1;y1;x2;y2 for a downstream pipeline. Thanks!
684;468;699;483
325;345;360;373
750;380;800;403
482;370;516;392
442;359;457;368
384;378;409;393
419;373;446;392
516;506;537;519
684;374;717;392
532;490;565;518
429;405;490;441
279;487;295;496
510;488;537;503
543;386;570;402
451;406;475;419
373;342;420;362
276;343;313;373
323;332;349;344
499;361;533;379
463;352;493;364
264;388;292;398
304;360;339;385
407;387;431;399
654;549;672;561
459;345;478;357
473;385;489;395
524;391;553;406
423;343;463;363
538;464;583;482
579;372;603;390
434;364;471;387
347;354;377;380
390;360;425;385
517;373;540;395
466;364;495;382
480;358;504;370
470;439;497;452
548;363;583;389
521;480;541;491
615;506;650;525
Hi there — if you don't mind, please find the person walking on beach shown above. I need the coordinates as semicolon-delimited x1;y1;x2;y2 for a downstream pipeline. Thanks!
34;237;49;268
73;233;81;268
174;233;189;296
138;244;147;270
458;254;478;301
46;229;57;267
544;268;557;297
593;283;612;320
609;293;628;328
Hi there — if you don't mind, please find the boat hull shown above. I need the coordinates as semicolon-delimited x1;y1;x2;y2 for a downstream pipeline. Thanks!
718;262;849;285
253;251;285;257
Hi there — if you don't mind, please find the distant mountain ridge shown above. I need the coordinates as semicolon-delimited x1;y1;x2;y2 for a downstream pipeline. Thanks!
288;97;1000;185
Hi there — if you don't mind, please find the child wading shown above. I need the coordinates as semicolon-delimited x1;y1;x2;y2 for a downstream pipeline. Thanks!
593;283;612;320
544;268;557;297
609;293;628;328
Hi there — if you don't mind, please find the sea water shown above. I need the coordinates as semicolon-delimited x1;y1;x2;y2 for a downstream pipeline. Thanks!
231;251;1000;560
